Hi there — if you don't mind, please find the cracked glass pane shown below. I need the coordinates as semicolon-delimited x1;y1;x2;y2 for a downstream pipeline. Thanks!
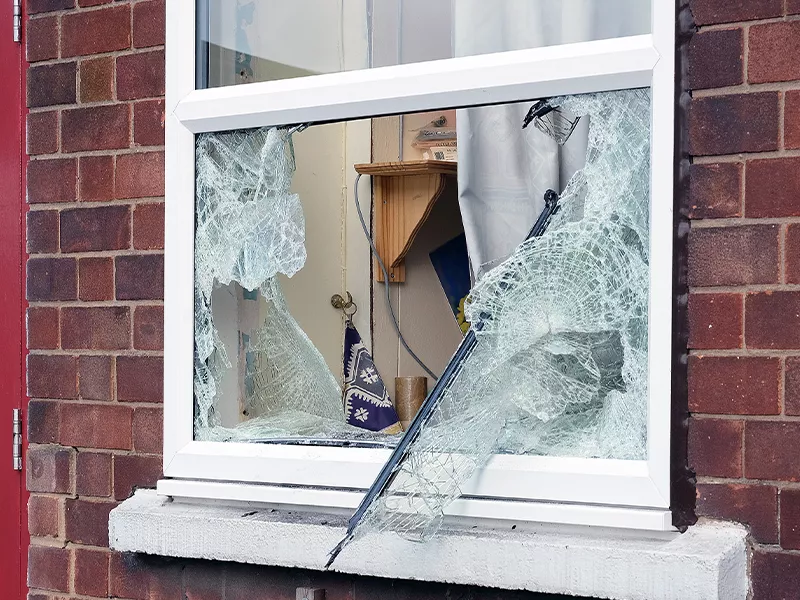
343;88;652;546
192;90;652;535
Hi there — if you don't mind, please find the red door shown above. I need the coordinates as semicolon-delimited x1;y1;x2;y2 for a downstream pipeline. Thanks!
0;0;26;596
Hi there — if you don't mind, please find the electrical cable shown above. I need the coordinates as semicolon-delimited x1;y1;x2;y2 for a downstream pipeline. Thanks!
353;173;439;381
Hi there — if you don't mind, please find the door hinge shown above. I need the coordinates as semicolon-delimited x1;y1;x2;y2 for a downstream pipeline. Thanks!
12;409;21;470
12;0;21;43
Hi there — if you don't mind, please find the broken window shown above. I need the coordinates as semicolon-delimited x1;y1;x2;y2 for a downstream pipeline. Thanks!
193;87;652;502
165;0;676;539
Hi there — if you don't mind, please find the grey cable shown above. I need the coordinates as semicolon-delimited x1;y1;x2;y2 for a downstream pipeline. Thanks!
353;173;439;381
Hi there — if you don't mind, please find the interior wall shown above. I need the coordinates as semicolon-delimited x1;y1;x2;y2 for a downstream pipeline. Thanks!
370;112;464;395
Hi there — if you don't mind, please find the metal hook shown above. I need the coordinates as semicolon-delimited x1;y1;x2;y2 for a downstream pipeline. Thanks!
284;123;311;136
331;292;358;320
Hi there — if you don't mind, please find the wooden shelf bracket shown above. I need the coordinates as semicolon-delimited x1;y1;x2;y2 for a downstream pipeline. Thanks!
354;160;457;282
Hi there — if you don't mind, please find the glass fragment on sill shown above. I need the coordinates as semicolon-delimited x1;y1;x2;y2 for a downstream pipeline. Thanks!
194;127;345;440
348;88;651;545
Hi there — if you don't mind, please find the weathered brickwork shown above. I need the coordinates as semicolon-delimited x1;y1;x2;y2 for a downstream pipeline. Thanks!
24;1;167;598
687;1;800;597
22;0;800;599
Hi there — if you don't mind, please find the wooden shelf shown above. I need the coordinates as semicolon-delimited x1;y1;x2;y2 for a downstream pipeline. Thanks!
354;160;457;282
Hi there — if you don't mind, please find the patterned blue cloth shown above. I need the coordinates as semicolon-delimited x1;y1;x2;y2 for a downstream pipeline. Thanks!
343;323;402;434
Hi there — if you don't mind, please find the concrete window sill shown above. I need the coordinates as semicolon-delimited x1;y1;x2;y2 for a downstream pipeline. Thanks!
110;490;748;600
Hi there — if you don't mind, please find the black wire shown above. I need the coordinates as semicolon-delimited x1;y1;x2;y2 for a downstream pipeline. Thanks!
353;173;439;381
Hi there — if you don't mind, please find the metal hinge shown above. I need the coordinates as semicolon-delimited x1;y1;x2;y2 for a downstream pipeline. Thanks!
12;0;21;43
12;409;21;470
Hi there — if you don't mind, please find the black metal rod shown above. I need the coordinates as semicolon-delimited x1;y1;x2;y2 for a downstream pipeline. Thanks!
325;190;561;569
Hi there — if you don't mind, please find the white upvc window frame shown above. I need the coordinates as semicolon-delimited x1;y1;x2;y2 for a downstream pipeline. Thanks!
161;0;676;532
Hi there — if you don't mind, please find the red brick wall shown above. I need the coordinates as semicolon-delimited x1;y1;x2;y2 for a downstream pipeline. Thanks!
686;0;800;597
25;0;165;597
21;0;800;599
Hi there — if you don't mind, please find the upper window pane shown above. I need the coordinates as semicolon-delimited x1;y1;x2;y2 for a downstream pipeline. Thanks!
196;0;651;88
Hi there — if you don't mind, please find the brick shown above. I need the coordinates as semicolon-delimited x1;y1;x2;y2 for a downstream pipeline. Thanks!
689;92;779;156
27;111;58;156
749;22;800;84
781;489;800;550
746;157;800;218
28;0;73;12
76;451;112;496
117;50;165;100
62;104;130;152
27;209;59;253
60;402;133;449
27;355;77;400
117;356;163;403
787;91;800;150
688;355;779;415
134;305;163;350
28;158;76;204
746;292;800;349
62;5;131;57
687;163;741;219
787;225;800;285
60;205;130;252
65;498;115;546
114;454;161;500
27;445;72;493
27;16;58;62
787;357;800;416
28;401;59;444
745;421;800;481
74;548;109;597
696;483;777;543
790;0;800;14
185;561;225;600
28;495;59;538
27;307;59;350
78;257;114;301
78;155;114;202
79;355;114;400
687;293;742;349
62;306;130;350
116;151;165;199
688;225;779;286
751;549;800;600
27;545;69;592
688;28;743;90
133;407;162;454
110;552;183;600
134;99;165;147
79;56;114;103
688;417;742;478
133;0;165;48
27;62;76;108
223;563;296;600
133;202;164;250
27;257;76;301
688;0;782;25
115;254;164;300
80;0;112;5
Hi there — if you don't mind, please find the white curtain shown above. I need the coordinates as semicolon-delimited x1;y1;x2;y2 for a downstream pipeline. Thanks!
454;0;650;277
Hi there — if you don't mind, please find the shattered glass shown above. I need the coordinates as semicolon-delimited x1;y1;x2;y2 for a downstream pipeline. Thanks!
347;88;652;542
194;127;356;441
193;90;652;543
